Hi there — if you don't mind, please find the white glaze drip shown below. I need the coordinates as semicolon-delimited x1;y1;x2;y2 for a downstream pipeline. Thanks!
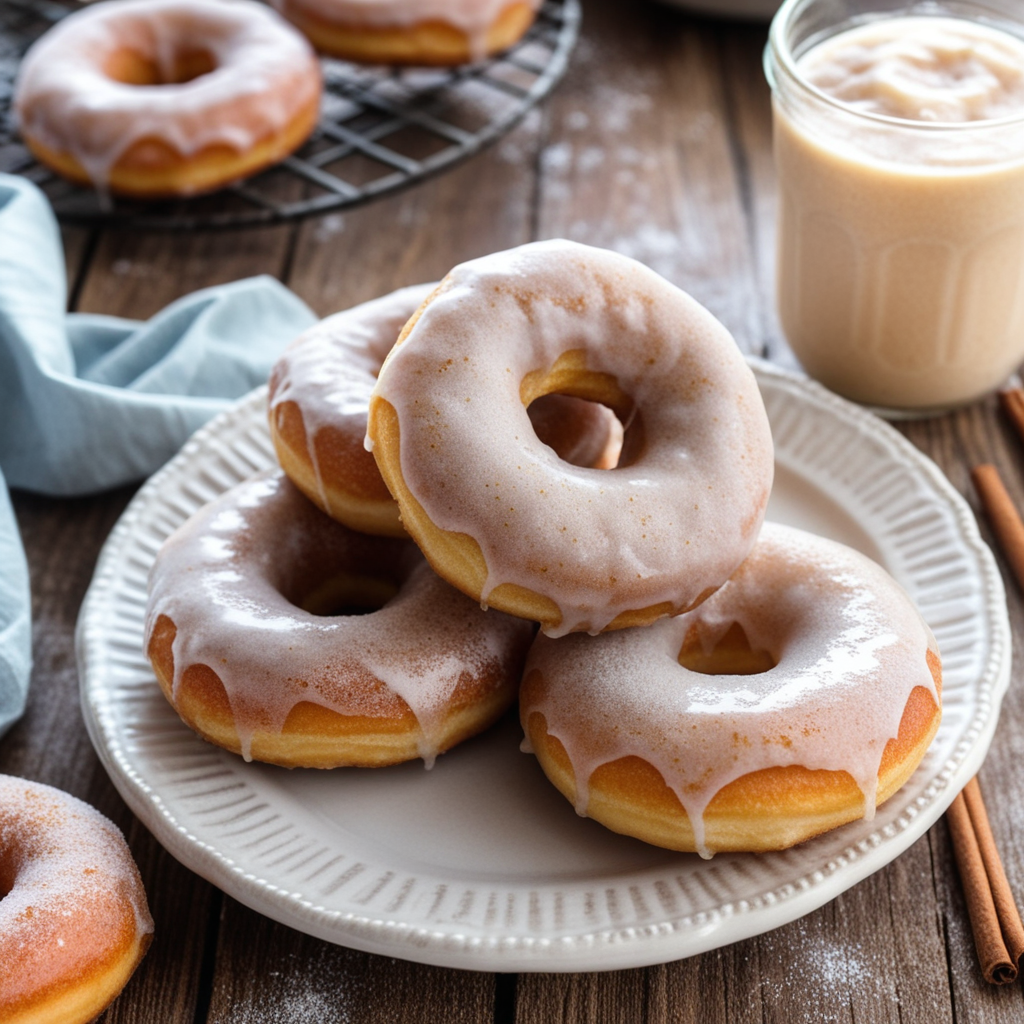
270;0;542;62
144;470;532;763
521;524;940;858
14;0;320;189
0;776;153;1001
369;240;774;636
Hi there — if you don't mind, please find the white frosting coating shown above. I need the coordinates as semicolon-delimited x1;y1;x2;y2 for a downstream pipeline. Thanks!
269;282;620;513
369;239;775;637
521;523;940;858
144;470;533;765
270;0;542;61
0;775;153;1005
14;0;321;188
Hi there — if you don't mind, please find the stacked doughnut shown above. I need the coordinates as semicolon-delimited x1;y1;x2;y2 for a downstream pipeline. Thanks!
145;238;942;857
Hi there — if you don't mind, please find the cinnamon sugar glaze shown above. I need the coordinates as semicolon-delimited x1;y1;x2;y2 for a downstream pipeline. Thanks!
144;470;532;765
0;776;153;1018
521;523;941;858
368;240;774;636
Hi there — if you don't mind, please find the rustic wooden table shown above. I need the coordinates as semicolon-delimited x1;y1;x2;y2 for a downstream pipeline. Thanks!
5;0;1024;1020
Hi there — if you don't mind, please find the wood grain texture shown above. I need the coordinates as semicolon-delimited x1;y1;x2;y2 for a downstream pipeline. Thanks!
6;0;1024;1020
206;898;496;1024
283;114;542;316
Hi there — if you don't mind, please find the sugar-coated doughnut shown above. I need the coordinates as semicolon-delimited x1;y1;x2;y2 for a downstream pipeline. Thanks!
14;0;322;197
366;240;775;637
269;0;542;65
520;523;943;858
269;283;621;537
0;775;153;1024
145;470;533;768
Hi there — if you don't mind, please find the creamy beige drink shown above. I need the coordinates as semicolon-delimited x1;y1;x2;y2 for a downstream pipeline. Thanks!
769;3;1024;409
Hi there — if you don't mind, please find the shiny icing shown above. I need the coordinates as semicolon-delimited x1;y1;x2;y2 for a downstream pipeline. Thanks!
270;0;542;61
269;282;620;514
144;470;532;764
368;239;775;637
0;775;153;1007
521;523;941;858
14;0;321;189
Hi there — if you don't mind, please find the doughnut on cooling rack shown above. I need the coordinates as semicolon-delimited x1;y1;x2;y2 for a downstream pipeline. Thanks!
0;0;578;230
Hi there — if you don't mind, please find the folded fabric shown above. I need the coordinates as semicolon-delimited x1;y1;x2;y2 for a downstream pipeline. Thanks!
0;469;31;737
0;173;318;738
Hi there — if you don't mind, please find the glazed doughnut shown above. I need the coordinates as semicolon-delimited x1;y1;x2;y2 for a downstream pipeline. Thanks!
14;0;322;197
145;470;533;768
520;523;943;858
269;283;621;537
366;240;775;637
269;0;542;65
0;775;153;1024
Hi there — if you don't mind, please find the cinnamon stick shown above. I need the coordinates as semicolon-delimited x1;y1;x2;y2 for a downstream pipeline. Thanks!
998;388;1024;448
962;778;1024;969
946;785;1018;984
971;464;1024;591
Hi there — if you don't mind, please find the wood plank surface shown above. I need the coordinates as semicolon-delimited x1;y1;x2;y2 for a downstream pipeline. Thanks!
5;0;1024;1021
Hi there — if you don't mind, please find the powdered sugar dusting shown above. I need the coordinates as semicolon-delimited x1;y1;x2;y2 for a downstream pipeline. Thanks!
522;523;940;856
144;470;533;763
0;775;152;1008
370;240;774;636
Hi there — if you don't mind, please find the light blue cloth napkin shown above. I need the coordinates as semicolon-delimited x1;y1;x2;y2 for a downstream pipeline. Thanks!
0;174;318;737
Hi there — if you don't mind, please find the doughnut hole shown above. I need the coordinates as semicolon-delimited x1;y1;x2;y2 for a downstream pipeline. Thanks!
527;395;625;470
298;573;401;617
524;348;634;468
271;530;414;618
677;621;776;676
103;47;216;86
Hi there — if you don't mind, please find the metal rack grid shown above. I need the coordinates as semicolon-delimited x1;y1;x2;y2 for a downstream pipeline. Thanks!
0;0;579;229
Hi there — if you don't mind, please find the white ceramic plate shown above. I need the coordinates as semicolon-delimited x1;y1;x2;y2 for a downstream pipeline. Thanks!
77;361;1010;972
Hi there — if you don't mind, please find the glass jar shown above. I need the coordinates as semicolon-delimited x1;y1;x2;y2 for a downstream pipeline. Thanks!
766;0;1024;412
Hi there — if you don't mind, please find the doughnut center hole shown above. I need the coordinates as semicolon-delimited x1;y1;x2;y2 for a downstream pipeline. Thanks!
298;574;400;617
526;394;627;469
0;861;14;902
105;47;217;86
678;622;776;675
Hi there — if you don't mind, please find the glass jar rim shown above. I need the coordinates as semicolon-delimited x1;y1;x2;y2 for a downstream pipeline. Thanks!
767;0;1024;132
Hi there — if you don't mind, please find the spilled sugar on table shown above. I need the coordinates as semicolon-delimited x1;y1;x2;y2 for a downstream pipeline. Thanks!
5;0;1024;1020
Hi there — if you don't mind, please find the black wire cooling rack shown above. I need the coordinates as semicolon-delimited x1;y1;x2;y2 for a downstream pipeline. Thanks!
0;0;579;229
